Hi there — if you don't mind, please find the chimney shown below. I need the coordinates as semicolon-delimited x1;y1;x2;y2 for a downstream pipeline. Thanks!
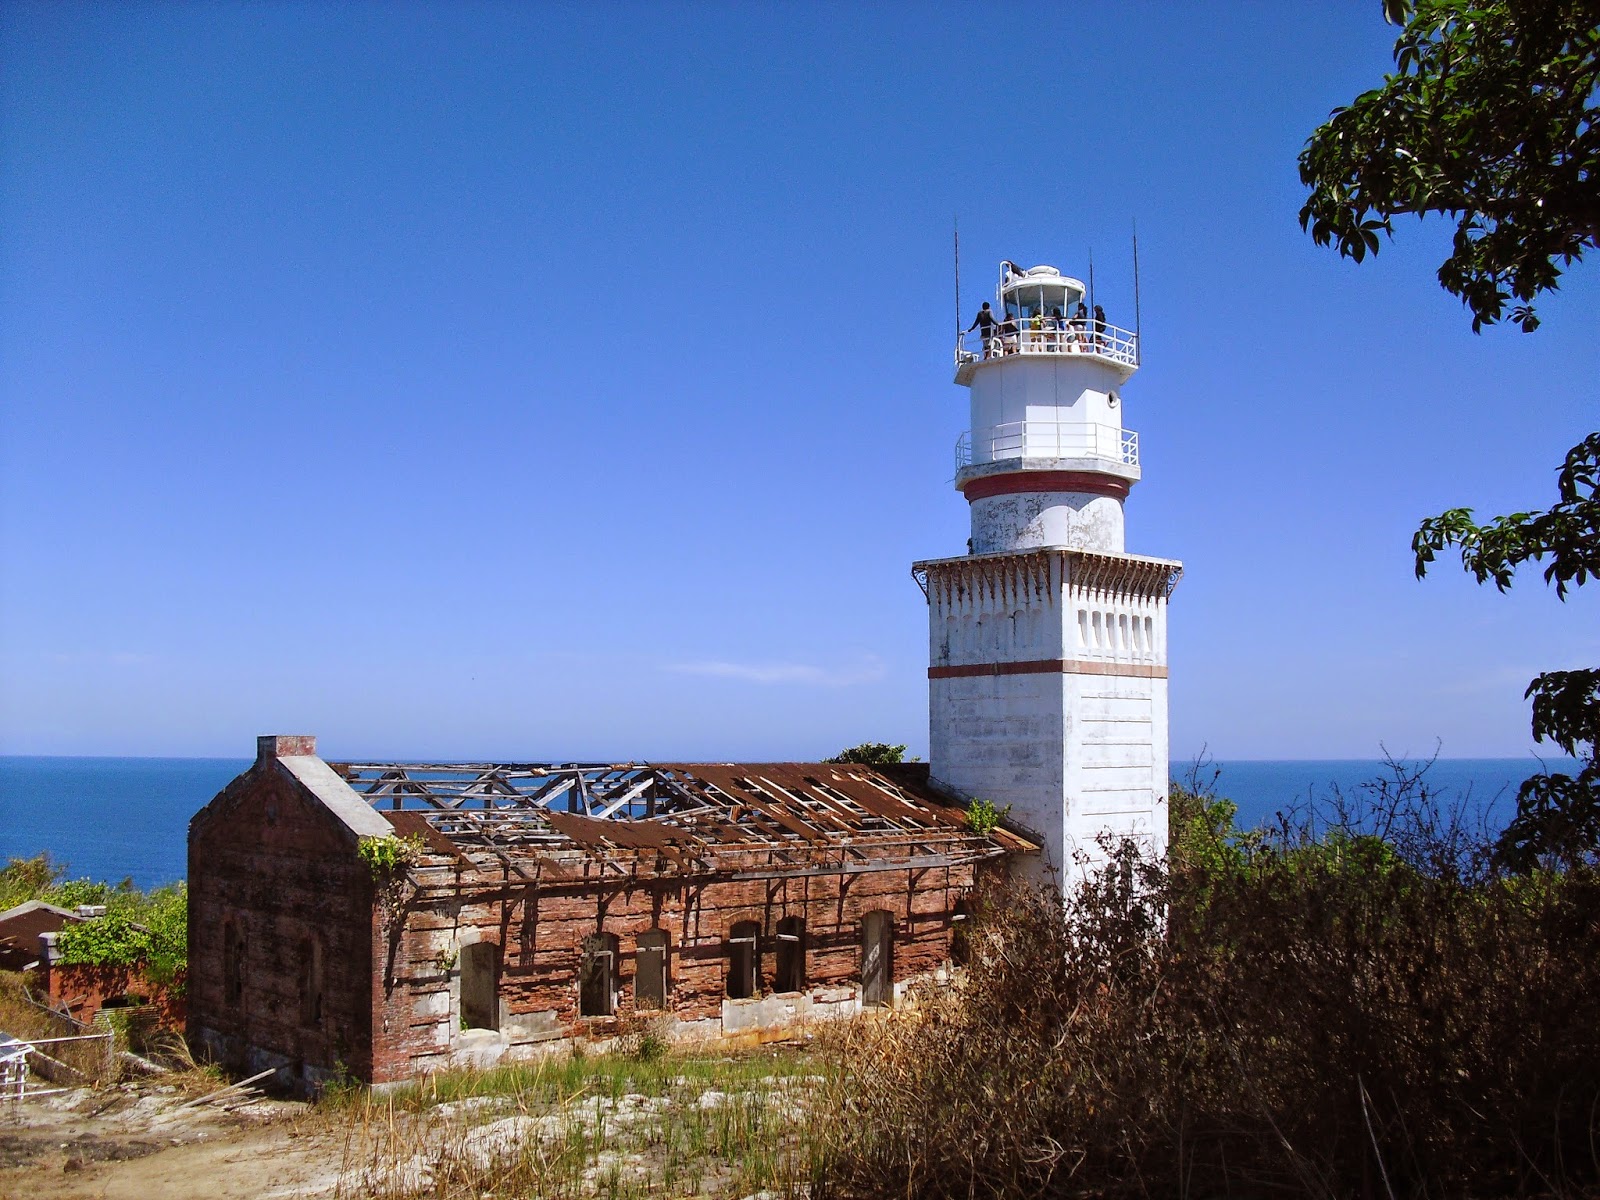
257;734;317;762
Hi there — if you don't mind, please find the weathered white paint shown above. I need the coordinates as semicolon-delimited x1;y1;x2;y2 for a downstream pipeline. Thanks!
970;490;1124;555
931;671;1169;886
919;545;1180;893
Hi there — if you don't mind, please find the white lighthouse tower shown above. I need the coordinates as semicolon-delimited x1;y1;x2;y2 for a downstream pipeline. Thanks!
914;261;1183;890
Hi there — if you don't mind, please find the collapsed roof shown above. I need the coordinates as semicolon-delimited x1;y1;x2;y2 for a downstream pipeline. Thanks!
331;760;1033;888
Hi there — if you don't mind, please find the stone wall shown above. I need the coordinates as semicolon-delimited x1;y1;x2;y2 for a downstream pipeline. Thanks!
923;549;1176;887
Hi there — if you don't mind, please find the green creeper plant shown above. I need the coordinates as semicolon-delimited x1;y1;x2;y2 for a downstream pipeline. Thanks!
357;833;426;878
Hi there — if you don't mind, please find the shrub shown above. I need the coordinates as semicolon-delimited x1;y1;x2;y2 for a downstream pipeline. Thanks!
0;852;66;909
813;775;1600;1199
824;742;908;765
965;797;1012;836
1;853;188;983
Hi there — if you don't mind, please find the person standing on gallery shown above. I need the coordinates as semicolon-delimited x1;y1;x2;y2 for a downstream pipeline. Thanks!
967;302;1001;358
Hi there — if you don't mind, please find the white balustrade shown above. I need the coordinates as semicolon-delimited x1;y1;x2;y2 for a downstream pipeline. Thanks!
956;422;1139;471
955;320;1139;369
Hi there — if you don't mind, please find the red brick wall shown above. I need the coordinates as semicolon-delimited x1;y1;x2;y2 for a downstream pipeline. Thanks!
369;864;974;1081
187;762;376;1083
45;963;187;1030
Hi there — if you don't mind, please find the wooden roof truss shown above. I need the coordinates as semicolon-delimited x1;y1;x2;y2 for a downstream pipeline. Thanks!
334;761;1028;884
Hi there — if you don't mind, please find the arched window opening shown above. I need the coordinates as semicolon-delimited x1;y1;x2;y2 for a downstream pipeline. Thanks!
774;916;806;994
579;933;618;1017
635;929;668;1011
727;921;760;1000
860;910;894;1007
460;941;500;1031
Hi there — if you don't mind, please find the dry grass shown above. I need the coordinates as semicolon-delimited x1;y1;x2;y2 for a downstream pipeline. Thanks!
0;970;117;1085
320;1046;825;1198
807;783;1600;1200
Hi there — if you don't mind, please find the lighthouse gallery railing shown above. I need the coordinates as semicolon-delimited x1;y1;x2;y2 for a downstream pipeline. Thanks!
956;421;1139;471
955;321;1139;369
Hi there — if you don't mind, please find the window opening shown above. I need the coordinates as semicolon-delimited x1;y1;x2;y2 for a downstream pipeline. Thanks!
860;910;894;1007
951;898;972;967
774;916;806;994
460;941;500;1030
300;935;324;1027
727;921;760;1000
635;929;668;1010
223;922;244;1009
579;933;618;1017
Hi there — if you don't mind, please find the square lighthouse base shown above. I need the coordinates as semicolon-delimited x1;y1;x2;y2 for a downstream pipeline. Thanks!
914;548;1182;890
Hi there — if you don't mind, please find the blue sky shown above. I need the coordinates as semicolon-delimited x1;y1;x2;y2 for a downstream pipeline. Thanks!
1;3;1594;764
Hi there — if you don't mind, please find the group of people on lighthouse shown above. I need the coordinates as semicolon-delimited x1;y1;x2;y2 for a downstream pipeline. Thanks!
966;297;1108;359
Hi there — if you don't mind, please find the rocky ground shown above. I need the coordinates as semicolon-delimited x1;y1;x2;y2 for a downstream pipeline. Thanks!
0;1062;821;1199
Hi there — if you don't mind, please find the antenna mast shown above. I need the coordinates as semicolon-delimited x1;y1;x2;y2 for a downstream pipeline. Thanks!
1132;221;1142;365
1088;247;1095;321
954;219;962;345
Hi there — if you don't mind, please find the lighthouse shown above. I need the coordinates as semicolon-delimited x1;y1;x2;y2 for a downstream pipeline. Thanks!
914;261;1183;891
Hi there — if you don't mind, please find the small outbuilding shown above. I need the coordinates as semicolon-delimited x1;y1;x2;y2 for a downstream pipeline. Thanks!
0;900;82;972
188;735;1031;1090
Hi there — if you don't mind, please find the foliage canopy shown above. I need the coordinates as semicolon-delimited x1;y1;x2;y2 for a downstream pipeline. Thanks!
1305;1;1600;866
1299;0;1600;332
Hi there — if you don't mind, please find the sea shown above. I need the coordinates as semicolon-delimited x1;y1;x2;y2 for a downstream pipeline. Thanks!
0;755;1583;890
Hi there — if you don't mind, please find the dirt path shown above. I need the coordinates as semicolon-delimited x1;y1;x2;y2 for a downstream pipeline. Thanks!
1;1086;346;1200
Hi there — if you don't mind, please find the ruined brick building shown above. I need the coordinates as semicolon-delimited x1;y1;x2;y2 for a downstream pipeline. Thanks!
189;735;1030;1088
187;257;1180;1090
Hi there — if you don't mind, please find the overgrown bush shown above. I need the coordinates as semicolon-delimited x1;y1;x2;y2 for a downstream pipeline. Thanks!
0;853;187;983
814;769;1600;1199
823;742;908;765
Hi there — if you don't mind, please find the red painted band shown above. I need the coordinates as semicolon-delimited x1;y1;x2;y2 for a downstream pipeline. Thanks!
960;471;1130;502
929;659;1168;680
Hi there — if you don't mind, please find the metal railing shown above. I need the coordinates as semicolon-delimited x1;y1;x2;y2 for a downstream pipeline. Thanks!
956;421;1139;471
956;320;1139;369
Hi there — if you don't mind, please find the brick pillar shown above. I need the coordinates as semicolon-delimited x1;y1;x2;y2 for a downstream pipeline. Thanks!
257;734;317;761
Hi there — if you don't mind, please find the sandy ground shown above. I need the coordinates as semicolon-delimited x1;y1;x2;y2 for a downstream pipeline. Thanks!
0;1082;344;1200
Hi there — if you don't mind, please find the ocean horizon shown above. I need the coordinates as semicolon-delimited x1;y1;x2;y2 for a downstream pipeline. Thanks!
0;754;1580;890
